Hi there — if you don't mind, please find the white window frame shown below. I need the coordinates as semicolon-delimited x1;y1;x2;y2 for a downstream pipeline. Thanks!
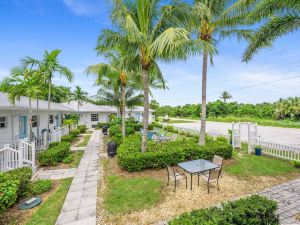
0;116;7;129
91;114;99;122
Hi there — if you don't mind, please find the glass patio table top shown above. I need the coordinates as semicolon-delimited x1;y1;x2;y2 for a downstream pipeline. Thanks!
178;159;218;174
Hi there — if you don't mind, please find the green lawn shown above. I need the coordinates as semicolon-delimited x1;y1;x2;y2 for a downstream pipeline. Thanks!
25;178;72;225
167;119;195;124
69;151;84;168
225;148;299;177
76;134;92;147
104;175;162;214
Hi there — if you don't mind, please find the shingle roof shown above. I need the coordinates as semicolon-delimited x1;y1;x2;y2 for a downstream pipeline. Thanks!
0;92;74;112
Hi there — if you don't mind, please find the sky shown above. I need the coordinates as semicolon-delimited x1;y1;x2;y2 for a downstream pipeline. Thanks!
0;0;299;106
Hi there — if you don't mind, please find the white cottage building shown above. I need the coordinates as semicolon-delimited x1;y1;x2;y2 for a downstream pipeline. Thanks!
0;92;154;144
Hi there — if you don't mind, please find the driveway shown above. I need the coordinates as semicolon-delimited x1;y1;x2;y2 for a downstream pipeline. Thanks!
171;121;300;145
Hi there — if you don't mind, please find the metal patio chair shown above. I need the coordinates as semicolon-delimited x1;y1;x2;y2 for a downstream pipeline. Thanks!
167;166;187;191
199;169;221;194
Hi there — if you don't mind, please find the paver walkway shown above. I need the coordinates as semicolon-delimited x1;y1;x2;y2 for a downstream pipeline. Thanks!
33;168;76;180
260;178;300;225
56;130;101;225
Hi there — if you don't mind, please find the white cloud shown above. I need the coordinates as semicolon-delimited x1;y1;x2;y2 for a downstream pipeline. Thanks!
63;0;107;16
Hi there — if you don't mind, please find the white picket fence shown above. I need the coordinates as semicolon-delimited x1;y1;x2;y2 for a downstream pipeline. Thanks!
258;137;300;161
0;125;75;172
0;140;35;172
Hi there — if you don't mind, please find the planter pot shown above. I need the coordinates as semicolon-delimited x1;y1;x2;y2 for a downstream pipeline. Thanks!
255;148;262;156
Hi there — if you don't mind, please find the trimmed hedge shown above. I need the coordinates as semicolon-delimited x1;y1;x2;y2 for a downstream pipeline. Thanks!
38;142;71;166
0;173;19;213
78;125;87;133
169;195;279;225
118;135;232;172
5;167;32;199
61;134;76;143
70;129;80;137
29;179;53;195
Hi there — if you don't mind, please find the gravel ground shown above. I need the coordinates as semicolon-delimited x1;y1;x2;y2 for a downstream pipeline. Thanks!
172;121;300;145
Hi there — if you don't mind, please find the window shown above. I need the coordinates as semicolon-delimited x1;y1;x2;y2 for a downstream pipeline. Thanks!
91;114;99;122
49;115;54;124
0;117;6;128
32;116;38;127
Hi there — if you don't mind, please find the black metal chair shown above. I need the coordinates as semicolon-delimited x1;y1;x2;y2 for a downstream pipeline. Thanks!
167;166;187;191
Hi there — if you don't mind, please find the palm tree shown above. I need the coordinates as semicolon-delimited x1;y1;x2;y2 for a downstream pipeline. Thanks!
172;0;251;145
219;91;232;102
228;0;300;61
70;86;89;117
98;0;192;151
23;50;73;142
5;67;41;141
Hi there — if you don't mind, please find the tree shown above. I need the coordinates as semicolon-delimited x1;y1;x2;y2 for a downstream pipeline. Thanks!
229;0;300;61
5;66;41;141
99;0;192;151
219;91;232;102
172;0;251;145
23;50;73;142
70;86;89;116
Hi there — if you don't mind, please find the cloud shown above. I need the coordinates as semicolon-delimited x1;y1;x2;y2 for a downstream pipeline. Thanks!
63;0;108;16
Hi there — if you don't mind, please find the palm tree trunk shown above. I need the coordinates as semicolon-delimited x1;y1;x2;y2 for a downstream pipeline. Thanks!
199;51;208;145
29;98;32;142
141;67;150;152
121;84;126;139
36;97;40;144
77;101;80;125
47;77;51;144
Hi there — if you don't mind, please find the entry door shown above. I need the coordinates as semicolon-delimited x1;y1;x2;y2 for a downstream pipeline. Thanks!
19;116;28;139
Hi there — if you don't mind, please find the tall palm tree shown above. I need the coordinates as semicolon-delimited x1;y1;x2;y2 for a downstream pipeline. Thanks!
172;0;251;145
219;91;232;102
228;0;300;61
6;67;41;141
98;0;193;151
70;86;89;117
23;50;73;142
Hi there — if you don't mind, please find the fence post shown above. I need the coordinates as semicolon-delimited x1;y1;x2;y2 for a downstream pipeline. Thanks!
18;142;23;168
31;141;36;170
3;144;9;171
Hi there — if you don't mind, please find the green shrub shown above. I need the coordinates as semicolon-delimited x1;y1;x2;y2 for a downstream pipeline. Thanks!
70;129;80;138
151;121;163;128
63;154;74;164
38;142;71;166
78;125;87;133
126;125;135;135
169;195;279;225
165;125;175;132
96;122;109;129
29;179;53;195
291;160;300;168
0;173;19;213
118;135;232;172
148;124;154;131
216;136;228;143
5;167;32;199
48;142;60;148
61;134;75;143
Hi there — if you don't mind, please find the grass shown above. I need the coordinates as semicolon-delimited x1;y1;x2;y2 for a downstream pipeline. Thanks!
85;131;93;134
167;119;195;124
69;151;84;168
76;134;92;147
104;175;162;214
25;178;72;225
224;145;299;177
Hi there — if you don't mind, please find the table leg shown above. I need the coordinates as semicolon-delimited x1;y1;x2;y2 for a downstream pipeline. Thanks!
190;174;192;191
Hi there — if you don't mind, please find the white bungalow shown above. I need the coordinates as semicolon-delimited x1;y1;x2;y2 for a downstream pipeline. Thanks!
62;101;154;128
0;92;72;146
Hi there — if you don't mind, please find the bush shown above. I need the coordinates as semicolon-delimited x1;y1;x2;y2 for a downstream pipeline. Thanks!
29;179;53;195
70;129;80;138
5;167;32;199
169;195;279;225
61;134;76;143
151;121;163;128
96;122;109;129
78;125;87;133
0;173;19;213
48;142;60;148
118;135;232;172
38;142;71;166
291;160;300;168
63;154;74;164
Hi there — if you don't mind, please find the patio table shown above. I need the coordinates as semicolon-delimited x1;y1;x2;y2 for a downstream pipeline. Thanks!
157;136;172;142
178;159;218;190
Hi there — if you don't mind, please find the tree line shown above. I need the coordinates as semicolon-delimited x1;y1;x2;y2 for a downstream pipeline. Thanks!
153;97;300;121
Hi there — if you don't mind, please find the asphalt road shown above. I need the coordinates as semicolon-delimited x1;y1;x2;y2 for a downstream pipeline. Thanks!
172;121;300;145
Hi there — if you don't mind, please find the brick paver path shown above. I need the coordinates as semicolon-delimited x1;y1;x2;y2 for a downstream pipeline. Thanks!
261;178;300;225
56;130;101;225
33;168;76;180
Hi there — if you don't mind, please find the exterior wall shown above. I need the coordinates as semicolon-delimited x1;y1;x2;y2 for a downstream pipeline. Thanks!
79;112;111;128
0;109;64;145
